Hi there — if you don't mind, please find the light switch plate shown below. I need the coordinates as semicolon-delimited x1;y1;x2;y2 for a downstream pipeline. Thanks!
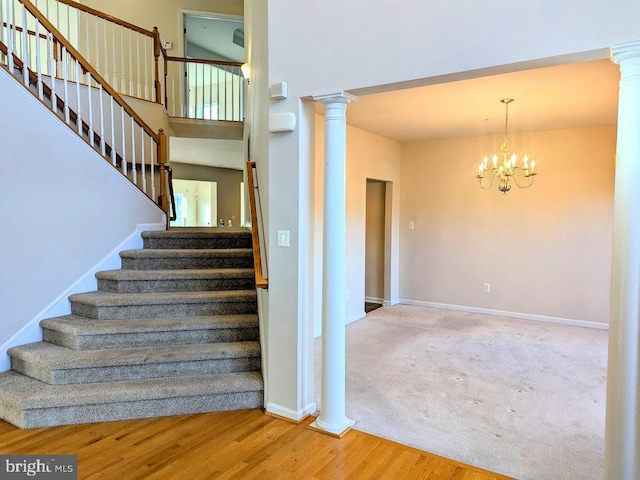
277;230;290;247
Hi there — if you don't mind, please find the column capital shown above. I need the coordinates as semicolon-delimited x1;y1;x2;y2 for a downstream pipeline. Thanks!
312;91;357;104
611;40;640;65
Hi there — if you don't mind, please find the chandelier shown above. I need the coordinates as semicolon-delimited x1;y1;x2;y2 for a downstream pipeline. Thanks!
476;98;537;195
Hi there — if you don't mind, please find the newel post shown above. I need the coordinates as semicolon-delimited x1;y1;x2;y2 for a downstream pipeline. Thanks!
153;27;161;105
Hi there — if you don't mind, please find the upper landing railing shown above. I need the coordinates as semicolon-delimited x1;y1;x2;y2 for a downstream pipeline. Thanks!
31;0;246;122
0;0;171;219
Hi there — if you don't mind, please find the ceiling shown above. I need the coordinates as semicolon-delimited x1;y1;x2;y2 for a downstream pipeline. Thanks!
335;58;620;143
185;15;244;62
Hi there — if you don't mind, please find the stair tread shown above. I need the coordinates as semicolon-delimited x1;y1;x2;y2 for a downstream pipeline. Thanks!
40;314;259;335
40;314;258;335
96;268;254;281
9;341;261;369
120;248;252;258
69;290;257;306
143;228;251;238
0;370;263;410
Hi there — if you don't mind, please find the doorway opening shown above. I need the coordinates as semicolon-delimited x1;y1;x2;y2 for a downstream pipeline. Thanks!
365;179;387;313
170;179;217;227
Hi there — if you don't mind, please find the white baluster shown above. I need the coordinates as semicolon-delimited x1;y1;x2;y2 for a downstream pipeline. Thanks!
112;22;116;88
63;46;69;123
65;1;69;46
48;32;55;111
151;136;155;199
231;66;235;121
207;64;212;119
136;34;141;98
131;117;136;184
128;29;133;95
140;126;146;193
76;61;82;134
99;84;105;155
110;96;116;165
11;0;16;57
84;13;89;63
36;18;42;100
217;66;221;120
121;106;126;174
200;63;204;119
120;27;125;93
104;20;109;86
144;37;149;100
21;3;28;85
94;16;99;73
88;73;94;147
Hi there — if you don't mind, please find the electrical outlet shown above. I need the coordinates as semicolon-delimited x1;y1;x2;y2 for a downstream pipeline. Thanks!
484;283;491;293
346;290;350;300
277;230;290;247
409;221;415;230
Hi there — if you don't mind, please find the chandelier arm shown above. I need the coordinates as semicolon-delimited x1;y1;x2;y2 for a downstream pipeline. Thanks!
512;171;536;189
477;175;496;190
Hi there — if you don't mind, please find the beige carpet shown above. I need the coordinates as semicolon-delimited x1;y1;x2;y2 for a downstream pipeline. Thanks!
314;305;607;480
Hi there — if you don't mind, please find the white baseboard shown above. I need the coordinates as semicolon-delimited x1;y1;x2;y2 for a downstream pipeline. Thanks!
0;223;165;372
365;296;384;304
266;401;316;422
398;299;609;330
383;299;399;307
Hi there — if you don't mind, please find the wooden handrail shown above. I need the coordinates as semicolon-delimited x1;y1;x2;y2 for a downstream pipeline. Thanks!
157;130;170;225
247;162;268;289
166;56;243;68
55;0;155;37
15;0;159;142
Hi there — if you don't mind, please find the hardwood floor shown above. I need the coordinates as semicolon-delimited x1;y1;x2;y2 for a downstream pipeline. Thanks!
0;410;513;479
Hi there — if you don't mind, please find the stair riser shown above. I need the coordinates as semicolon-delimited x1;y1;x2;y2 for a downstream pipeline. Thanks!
121;257;253;270
11;391;263;429
70;300;257;320
143;237;252;250
98;277;255;293
12;356;261;385
43;327;259;350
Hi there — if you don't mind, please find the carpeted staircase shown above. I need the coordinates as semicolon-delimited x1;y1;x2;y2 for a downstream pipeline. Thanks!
0;228;263;429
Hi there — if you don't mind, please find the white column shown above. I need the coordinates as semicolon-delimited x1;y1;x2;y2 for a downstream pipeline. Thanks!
310;91;357;436
606;40;640;480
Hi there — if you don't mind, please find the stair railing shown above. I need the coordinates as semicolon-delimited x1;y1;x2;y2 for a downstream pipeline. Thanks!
0;0;171;220
164;55;245;121
247;161;268;289
29;0;164;104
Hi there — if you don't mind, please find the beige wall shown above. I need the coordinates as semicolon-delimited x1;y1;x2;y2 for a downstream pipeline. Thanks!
400;125;616;324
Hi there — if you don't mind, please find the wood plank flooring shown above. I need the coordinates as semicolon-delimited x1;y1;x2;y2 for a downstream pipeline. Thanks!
0;410;513;479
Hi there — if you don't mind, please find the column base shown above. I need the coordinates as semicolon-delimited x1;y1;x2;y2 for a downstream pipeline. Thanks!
307;417;355;438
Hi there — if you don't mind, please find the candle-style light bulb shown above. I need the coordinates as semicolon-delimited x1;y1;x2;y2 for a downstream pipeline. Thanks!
531;160;536;173
483;156;488;169
523;155;529;168
492;155;497;168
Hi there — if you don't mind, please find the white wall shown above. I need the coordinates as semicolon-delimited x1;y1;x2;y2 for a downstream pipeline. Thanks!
0;68;165;370
400;126;615;326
